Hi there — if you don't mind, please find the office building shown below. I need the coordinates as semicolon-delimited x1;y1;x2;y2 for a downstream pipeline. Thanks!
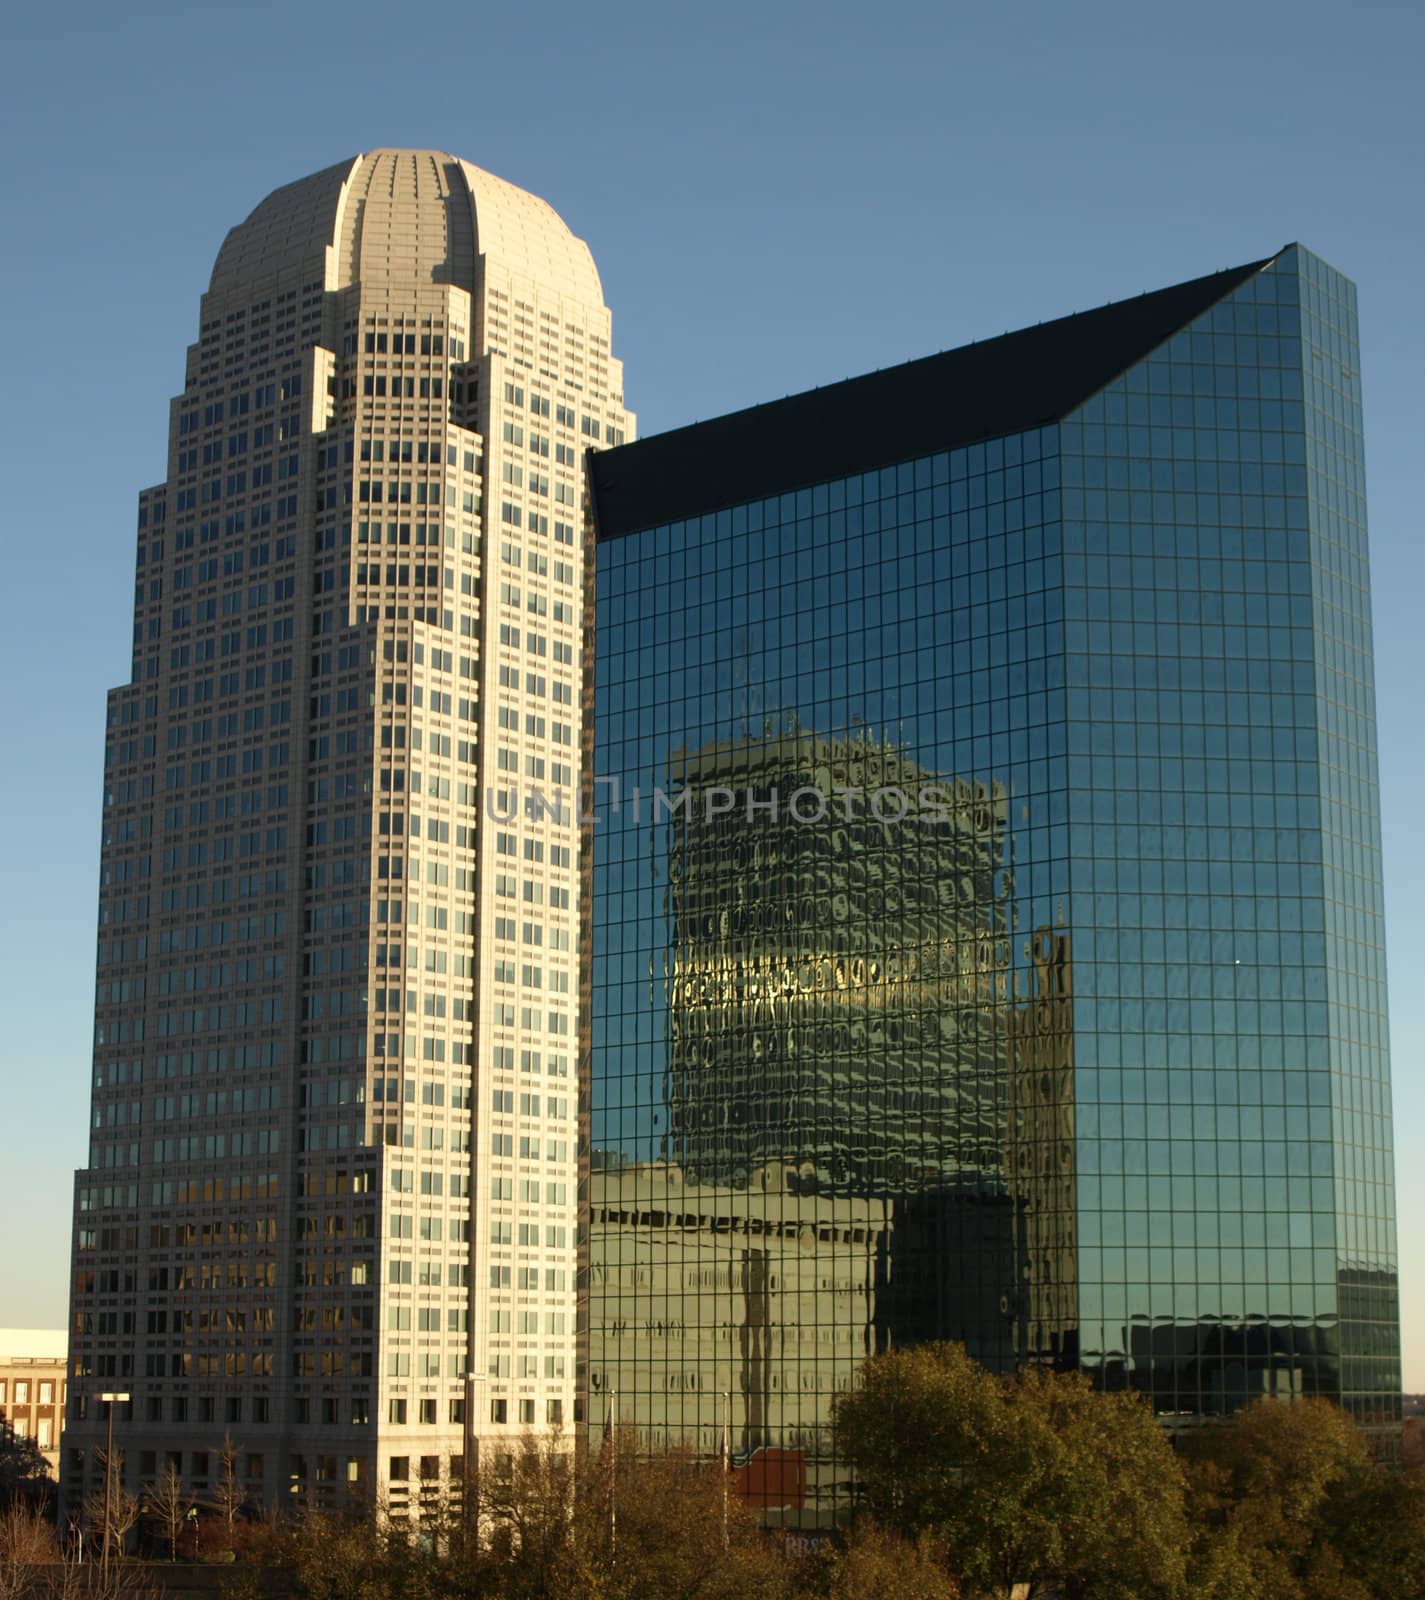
587;245;1398;1525
69;148;630;1522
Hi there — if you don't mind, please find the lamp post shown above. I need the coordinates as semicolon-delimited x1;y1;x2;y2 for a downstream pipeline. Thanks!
97;1391;130;1582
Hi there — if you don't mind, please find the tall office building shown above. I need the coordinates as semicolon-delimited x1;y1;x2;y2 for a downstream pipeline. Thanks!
588;245;1398;1526
69;149;630;1522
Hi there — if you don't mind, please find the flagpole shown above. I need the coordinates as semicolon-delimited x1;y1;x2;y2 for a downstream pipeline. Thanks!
721;1390;730;1550
608;1387;617;1566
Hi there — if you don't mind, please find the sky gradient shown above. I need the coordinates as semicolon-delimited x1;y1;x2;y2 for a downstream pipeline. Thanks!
2;0;1422;1380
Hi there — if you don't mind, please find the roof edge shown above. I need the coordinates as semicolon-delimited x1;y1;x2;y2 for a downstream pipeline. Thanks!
591;252;1277;539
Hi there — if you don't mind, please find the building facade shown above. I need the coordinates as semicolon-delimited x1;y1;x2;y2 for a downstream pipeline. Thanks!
68;149;630;1522
587;245;1398;1525
0;1330;68;1479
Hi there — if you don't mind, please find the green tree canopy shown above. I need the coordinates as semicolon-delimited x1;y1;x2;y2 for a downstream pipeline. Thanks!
832;1341;1190;1600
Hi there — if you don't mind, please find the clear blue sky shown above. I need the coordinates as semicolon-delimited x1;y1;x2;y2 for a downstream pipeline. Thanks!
2;0;1422;1379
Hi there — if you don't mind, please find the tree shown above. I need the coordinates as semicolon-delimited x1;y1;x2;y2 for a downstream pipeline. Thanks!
832;1341;1189;1600
477;1432;581;1599
469;1429;784;1600
52;1543;158;1599
0;1429;53;1511
143;1461;187;1561
84;1450;141;1569
0;1501;55;1600
1009;1363;1190;1600
1322;1458;1425;1600
211;1433;245;1546
360;1429;789;1600
590;1434;786;1600
277;1508;413;1600
2;1504;152;1600
1189;1401;1375;1600
1183;1397;1422;1600
796;1523;961;1600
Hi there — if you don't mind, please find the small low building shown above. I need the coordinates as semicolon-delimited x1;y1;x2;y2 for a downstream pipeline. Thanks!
0;1328;68;1478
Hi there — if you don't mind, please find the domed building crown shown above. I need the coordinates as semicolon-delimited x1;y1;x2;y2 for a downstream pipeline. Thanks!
208;148;602;305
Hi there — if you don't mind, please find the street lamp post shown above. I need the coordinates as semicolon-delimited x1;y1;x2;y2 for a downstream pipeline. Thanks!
97;1391;130;1582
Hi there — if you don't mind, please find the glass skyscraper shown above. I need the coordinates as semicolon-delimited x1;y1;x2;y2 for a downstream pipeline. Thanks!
585;245;1398;1527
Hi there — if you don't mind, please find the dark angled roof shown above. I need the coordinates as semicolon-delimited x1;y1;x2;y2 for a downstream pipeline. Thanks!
591;252;1278;539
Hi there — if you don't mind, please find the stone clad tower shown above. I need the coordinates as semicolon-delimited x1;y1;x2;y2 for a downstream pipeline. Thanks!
69;150;630;1524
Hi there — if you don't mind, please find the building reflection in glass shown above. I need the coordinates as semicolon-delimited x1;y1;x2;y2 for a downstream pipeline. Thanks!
586;247;1402;1505
587;730;1075;1525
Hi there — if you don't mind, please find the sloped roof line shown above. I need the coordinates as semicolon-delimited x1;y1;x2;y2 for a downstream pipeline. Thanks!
592;252;1280;539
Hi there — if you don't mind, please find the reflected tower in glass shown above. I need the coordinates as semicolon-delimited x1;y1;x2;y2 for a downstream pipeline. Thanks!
585;245;1398;1524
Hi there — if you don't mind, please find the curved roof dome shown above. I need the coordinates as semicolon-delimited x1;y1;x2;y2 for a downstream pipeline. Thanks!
208;149;603;305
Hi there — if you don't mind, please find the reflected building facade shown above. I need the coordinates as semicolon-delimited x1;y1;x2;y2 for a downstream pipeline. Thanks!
586;733;1076;1524
585;244;1399;1520
662;734;1011;1203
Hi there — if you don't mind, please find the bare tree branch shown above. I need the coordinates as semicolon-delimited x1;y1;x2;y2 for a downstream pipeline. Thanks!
141;1462;187;1561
